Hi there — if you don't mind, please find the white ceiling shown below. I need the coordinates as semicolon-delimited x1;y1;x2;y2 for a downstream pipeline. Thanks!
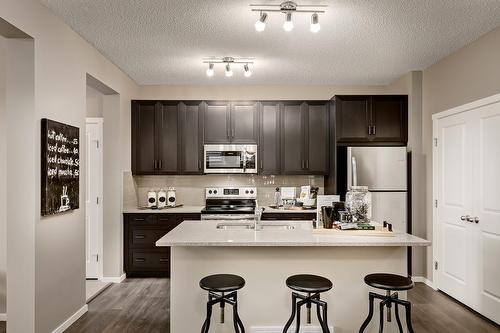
41;0;500;85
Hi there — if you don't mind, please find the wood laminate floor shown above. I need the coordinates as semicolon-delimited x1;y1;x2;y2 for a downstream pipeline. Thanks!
2;279;496;333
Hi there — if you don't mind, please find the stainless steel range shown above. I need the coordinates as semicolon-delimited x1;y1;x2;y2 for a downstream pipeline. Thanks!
201;186;257;221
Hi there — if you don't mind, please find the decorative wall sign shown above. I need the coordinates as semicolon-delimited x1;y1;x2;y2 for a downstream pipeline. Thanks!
41;118;80;216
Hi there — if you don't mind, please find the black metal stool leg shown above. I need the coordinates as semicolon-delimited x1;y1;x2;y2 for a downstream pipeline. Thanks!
359;292;375;333
232;297;241;333
201;300;213;333
378;301;384;333
294;301;301;333
283;293;297;333
394;302;403;333
321;301;331;333
403;301;414;333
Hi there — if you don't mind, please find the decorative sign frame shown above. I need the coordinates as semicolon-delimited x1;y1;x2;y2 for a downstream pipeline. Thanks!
41;118;80;216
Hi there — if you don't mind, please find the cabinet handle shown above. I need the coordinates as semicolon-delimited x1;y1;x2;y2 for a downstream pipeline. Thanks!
227;128;230;139
133;217;145;221
135;258;146;262
135;235;146;239
199;160;202;171
368;126;371;135
305;160;309;169
260;160;263;170
154;160;158;169
232;128;235;138
372;126;376;135
158;159;162;170
159;258;169;262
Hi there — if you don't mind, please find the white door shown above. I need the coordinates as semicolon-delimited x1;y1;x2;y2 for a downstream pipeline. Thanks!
435;96;500;324
436;111;475;305
85;118;103;279
475;103;500;323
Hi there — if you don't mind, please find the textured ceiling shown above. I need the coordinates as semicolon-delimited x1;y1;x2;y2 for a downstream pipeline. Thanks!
41;0;500;85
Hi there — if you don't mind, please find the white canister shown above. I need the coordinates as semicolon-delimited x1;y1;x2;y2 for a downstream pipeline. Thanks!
157;189;167;208
167;187;176;207
147;190;157;208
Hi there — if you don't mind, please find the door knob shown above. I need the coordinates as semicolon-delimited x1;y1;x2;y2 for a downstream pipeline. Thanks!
467;216;479;224
460;215;470;221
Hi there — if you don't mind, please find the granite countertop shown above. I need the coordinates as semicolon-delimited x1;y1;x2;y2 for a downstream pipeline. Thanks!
123;206;318;214
123;206;204;214
156;220;431;247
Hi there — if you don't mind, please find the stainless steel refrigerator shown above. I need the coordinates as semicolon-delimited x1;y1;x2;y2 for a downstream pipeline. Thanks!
347;147;408;232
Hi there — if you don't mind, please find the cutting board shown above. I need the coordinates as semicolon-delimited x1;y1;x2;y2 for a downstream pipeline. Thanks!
312;226;395;237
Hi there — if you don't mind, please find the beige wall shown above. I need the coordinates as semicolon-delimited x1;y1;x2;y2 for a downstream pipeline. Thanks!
0;36;7;317
422;26;500;279
0;0;138;332
86;84;104;118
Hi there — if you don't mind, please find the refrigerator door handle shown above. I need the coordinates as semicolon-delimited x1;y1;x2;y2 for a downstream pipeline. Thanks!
351;156;358;187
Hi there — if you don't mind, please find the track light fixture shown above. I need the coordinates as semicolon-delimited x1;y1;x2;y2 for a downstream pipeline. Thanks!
206;63;215;77
250;1;326;33
203;57;255;78
310;12;320;33
255;12;268;32
283;12;294;32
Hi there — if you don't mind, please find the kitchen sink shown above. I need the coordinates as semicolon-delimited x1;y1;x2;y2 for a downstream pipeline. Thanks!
216;222;254;230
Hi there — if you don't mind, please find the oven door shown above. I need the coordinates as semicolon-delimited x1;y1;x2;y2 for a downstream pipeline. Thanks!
204;144;257;174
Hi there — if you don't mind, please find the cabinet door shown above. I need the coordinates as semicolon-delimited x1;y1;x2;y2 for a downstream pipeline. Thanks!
281;102;306;174
180;101;204;174
305;102;329;174
132;101;157;174
157;102;180;174
335;96;371;144
230;101;258;143
371;95;408;144
204;101;230;144
259;102;281;174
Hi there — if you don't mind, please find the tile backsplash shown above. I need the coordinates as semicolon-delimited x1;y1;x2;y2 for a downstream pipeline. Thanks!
123;172;324;207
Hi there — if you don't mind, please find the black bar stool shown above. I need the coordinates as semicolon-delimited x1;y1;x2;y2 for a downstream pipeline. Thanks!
283;274;333;333
359;273;415;333
199;274;246;333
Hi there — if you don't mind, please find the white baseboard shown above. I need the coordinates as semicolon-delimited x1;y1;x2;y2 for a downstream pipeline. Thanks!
0;313;6;322
413;276;437;290
101;273;126;283
51;304;88;333
252;326;334;333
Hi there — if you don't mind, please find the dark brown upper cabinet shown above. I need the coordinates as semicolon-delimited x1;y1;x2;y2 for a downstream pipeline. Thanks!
132;101;180;175
334;95;407;146
179;101;204;174
259;102;281;175
204;101;258;144
305;101;329;174
132;101;157;175
280;101;329;175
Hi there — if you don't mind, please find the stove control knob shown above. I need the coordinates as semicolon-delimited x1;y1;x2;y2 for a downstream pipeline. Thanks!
213;190;218;194
208;190;212;194
245;190;249;194
250;190;254;194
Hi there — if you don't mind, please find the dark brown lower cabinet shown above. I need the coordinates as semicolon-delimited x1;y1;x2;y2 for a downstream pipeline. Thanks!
124;213;201;277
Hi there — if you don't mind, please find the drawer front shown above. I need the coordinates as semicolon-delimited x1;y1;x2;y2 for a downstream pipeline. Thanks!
131;227;170;247
131;250;170;271
126;214;155;225
262;213;316;221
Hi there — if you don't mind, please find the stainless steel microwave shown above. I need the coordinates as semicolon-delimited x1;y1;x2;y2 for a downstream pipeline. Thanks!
204;144;258;174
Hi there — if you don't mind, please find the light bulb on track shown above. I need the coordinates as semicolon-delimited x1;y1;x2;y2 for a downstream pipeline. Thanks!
225;63;233;77
255;12;268;32
283;12;294;32
244;64;252;77
206;63;214;77
310;13;320;33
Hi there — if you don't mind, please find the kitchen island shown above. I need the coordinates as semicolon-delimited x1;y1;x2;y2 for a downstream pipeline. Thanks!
157;220;430;333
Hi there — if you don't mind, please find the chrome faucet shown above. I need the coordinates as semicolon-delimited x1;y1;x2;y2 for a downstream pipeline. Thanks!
254;206;264;231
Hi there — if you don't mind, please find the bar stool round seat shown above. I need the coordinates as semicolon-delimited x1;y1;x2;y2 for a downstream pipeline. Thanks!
364;273;414;291
200;274;246;292
286;274;333;293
